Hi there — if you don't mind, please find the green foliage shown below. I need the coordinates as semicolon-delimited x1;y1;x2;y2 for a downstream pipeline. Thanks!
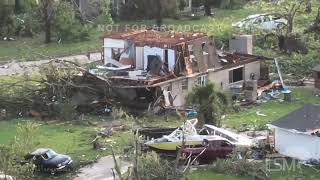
14;11;41;37
119;0;178;20
187;82;228;126
12;121;39;156
135;151;176;180
0;2;15;36
211;148;269;179
178;0;187;11
55;1;89;42
95;0;113;25
192;0;248;9
0;145;13;179
219;0;249;9
0;122;37;179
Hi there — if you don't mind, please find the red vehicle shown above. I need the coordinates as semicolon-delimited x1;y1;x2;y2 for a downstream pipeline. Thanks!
179;138;234;165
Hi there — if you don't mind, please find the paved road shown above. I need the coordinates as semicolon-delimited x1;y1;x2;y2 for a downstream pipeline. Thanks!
0;53;101;76
73;156;130;180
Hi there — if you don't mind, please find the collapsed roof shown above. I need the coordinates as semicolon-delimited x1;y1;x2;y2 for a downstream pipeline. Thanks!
103;30;208;48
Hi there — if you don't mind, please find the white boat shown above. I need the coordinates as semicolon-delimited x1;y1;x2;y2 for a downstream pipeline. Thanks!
145;119;253;151
145;119;224;151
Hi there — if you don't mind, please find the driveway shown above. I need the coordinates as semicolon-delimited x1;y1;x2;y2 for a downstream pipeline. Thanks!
0;53;101;76
73;155;131;180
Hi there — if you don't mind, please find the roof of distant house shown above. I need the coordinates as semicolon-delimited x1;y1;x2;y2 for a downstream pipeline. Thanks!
103;30;208;48
269;104;320;133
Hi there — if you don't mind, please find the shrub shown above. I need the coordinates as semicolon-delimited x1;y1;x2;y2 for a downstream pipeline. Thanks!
211;148;270;179
135;152;177;180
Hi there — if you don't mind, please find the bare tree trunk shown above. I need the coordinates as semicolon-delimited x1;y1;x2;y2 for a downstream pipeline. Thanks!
43;0;52;43
155;0;163;28
204;0;211;16
286;16;294;34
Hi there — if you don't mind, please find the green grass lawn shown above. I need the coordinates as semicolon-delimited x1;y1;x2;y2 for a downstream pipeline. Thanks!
0;35;100;62
186;170;247;180
188;167;320;180
0;118;133;170
223;87;320;130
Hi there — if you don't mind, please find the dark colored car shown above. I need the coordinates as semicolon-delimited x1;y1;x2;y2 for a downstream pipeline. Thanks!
25;148;73;173
179;139;234;165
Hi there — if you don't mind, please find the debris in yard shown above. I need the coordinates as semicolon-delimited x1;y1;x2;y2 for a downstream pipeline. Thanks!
91;137;106;151
256;111;267;117
98;127;113;137
232;14;287;31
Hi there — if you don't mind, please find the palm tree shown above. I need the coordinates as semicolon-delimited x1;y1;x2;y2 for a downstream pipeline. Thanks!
187;82;228;126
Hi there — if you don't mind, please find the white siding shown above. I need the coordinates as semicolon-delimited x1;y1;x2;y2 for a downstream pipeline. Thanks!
135;47;144;70
275;128;320;161
208;61;261;90
103;38;125;48
244;61;260;80
171;81;184;106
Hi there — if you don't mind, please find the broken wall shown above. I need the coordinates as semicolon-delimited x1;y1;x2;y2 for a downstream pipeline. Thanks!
208;61;261;90
189;38;219;73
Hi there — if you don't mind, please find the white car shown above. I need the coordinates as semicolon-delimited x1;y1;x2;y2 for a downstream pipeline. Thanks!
232;14;287;31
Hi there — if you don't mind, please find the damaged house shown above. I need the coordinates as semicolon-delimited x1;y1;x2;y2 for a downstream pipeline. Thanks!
83;30;269;112
267;104;320;161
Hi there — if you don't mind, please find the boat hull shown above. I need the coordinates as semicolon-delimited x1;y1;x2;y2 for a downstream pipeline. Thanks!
146;140;202;151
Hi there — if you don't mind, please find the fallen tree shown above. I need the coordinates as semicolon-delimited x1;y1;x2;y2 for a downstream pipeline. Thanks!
0;59;114;120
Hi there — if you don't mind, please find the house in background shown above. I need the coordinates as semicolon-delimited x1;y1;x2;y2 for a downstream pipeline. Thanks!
267;104;320;161
95;30;268;110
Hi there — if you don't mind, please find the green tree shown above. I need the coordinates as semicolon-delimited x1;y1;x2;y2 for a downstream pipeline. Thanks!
55;1;89;42
0;145;13;180
0;122;38;179
12;121;39;156
119;0;178;21
276;0;311;34
95;0;113;25
187;82;228;126
0;0;15;36
38;0;58;43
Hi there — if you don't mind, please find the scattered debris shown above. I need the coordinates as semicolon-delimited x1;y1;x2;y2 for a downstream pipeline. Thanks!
256;111;267;117
232;14;287;31
267;104;320;161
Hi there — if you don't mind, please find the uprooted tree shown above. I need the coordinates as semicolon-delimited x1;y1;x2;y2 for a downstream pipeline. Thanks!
0;60;109;120
186;82;228;126
263;0;311;54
